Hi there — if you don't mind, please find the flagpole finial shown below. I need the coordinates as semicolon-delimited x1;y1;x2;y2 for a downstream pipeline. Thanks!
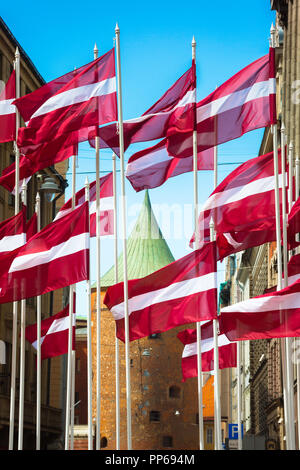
289;141;294;151
94;43;98;59
85;175;89;186
281;121;285;132
115;23;120;34
192;36;196;46
15;47;20;59
21;179;27;190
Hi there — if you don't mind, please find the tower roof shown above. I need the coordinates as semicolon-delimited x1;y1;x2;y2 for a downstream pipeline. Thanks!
99;190;174;287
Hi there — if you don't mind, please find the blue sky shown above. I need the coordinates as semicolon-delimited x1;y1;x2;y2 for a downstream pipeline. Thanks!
2;1;276;314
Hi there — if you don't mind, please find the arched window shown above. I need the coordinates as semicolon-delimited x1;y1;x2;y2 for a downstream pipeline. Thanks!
169;385;180;399
100;437;108;448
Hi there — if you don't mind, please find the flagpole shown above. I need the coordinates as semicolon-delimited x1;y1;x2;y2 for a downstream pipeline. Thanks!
18;179;27;450
210;143;222;451
9;47;20;450
270;23;290;451
85;177;93;450
191;36;204;451
286;142;296;449
36;192;42;451
115;23;132;450
295;153;300;450
64;153;76;450
93;42;102;451
112;152;120;450
281;130;296;449
237;342;242;450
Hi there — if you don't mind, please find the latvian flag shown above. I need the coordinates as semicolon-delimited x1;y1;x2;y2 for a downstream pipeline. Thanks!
104;242;217;342
55;172;113;237
25;302;75;360
177;321;237;382
0;69;16;143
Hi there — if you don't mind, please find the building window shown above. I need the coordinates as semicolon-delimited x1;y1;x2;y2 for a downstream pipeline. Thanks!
207;427;213;444
100;437;108;448
162;436;173;448
169;385;180;399
149;410;160;422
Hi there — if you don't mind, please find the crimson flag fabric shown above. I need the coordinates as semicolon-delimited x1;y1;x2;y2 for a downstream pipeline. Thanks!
220;278;300;341
167;49;276;157
88;63;196;155
0;143;76;194
0;202;89;303
216;228;277;261
14;49;117;167
104;241;217;342
54;172;113;237
25;302;76;360
287;196;300;249
0;208;26;255
126;135;214;192
190;150;285;248
0;70;16;143
26;212;38;241
177;321;237;381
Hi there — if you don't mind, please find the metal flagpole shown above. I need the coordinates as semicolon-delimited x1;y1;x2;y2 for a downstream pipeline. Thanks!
85;177;93;450
281;128;296;449
17;180;27;450
9;47;20;450
270;23;290;450
93;42;102;451
64;154;76;450
191;36;204;451
237;342;242;450
35;192;42;450
115;23;132;450
295;154;300;450
210;145;222;451
286;142;296;449
112;153;120;450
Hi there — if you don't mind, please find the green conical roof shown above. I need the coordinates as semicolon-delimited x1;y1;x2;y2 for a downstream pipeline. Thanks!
99;190;174;287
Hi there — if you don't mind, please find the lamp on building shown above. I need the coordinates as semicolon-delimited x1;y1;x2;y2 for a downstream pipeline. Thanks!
40;176;61;202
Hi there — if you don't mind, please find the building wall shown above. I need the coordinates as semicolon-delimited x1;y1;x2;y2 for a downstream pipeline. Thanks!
0;18;68;449
90;287;212;450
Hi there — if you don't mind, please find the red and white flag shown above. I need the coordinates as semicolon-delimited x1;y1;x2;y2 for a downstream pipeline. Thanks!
288;195;300;249
104;242;217;343
167;49;276;157
216;228;277;261
0;208;26;254
0;70;16;143
25;302;76;360
126;135;214;192
177;321;237;381
0;144;76;194
14;48;117;164
89;63;196;155
0;202;89;303
191;151;286;247
55;172;113;237
220;278;300;341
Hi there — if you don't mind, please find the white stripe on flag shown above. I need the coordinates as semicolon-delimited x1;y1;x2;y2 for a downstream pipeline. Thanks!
89;196;114;215
202;173;285;212
111;271;217;321
30;77;116;120
197;79;275;123
126;147;173;176
32;314;75;349
221;290;300;314
0;233;26;252
9;232;89;273
182;334;231;358
0;99;15;116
